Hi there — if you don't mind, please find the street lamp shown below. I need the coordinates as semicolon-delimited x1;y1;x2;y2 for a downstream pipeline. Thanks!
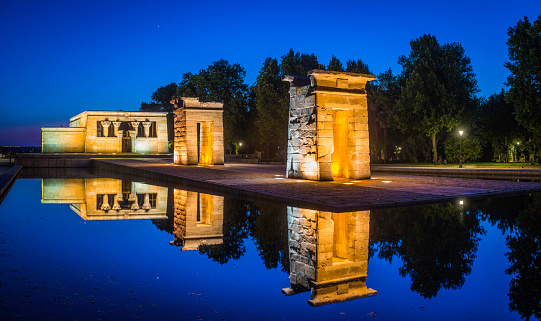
516;142;520;162
459;130;464;168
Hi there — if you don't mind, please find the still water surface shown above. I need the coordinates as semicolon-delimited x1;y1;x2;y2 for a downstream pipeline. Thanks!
0;174;540;320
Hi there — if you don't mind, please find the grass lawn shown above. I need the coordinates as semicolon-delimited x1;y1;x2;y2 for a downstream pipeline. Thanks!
374;162;541;168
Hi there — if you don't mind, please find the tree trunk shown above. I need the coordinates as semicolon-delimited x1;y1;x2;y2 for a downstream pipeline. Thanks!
383;125;388;164
505;136;508;162
432;134;438;164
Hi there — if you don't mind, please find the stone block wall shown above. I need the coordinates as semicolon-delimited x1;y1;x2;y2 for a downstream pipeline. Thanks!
173;98;224;165
283;207;376;306
42;127;85;153
285;70;375;181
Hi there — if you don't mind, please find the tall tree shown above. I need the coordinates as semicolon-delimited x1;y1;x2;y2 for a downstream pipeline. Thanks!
346;59;371;74
140;83;178;113
505;15;541;160
369;68;400;163
395;34;479;163
176;59;249;150
251;49;321;160
479;90;521;162
327;55;344;71
280;49;321;76
254;57;289;158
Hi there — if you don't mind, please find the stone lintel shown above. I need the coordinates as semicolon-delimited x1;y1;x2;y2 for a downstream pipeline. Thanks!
283;75;312;87
172;97;224;110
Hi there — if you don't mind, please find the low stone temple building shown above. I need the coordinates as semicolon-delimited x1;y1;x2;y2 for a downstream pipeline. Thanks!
284;70;376;181
282;207;376;306
41;178;168;220
42;111;169;154
170;189;224;251
172;97;224;165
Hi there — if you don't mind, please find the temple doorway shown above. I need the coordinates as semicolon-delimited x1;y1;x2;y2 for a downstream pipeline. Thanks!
122;131;132;153
332;110;350;178
197;122;213;165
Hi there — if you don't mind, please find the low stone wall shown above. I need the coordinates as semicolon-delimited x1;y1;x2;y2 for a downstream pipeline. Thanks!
42;127;86;153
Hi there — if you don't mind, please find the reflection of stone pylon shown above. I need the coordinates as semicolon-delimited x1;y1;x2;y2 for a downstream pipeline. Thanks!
100;194;111;211
142;193;151;211
131;194;139;210
112;194;122;211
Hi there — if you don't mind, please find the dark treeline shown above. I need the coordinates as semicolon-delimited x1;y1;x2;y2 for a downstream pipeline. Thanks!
141;15;541;164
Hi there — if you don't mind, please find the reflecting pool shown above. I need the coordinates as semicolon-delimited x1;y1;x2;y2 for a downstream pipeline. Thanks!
0;173;540;320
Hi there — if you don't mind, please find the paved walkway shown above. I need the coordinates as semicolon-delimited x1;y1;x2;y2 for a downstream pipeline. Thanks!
94;158;541;211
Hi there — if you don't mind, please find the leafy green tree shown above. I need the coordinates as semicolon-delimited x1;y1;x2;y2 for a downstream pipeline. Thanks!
395;34;479;163
176;59;250;149
280;49;322;76
327;55;344;71
444;137;483;163
252;49;321;160
478;90;521;162
346;59;371;74
140;83;178;113
254;57;289;159
369;68;401;162
505;15;541;161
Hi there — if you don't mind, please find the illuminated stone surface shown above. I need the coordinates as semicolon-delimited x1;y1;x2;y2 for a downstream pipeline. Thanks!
172;97;224;165
41;178;168;220
42;111;169;154
171;189;224;250
282;208;376;306
284;70;376;181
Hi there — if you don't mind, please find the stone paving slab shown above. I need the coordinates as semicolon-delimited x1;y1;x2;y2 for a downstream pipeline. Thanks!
93;158;541;211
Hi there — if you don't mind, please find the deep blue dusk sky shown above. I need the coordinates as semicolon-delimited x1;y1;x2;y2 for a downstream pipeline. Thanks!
1;0;539;146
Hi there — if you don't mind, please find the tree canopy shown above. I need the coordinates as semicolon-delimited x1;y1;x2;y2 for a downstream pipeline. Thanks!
395;34;479;163
176;59;250;148
140;83;177;113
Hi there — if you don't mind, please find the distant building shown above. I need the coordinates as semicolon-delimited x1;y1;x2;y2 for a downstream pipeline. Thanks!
42;111;169;154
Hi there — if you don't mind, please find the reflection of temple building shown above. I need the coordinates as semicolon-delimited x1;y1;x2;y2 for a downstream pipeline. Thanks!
170;189;223;250
42;111;169;154
41;178;168;220
282;208;376;306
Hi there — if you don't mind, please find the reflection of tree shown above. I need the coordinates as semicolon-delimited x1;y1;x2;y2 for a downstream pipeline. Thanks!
198;199;249;264
247;202;290;273
506;194;541;321
371;203;485;298
151;188;175;234
471;195;526;235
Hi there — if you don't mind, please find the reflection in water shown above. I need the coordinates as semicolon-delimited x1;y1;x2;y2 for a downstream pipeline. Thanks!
505;194;541;321
41;178;168;220
370;202;485;299
282;208;376;307
36;177;541;316
169;189;224;250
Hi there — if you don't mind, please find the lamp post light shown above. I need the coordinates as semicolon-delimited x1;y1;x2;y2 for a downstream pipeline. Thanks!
459;130;464;168
516;142;520;162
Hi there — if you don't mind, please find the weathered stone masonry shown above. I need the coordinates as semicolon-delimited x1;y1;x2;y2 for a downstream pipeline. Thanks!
283;208;376;307
172;97;224;165
284;70;376;181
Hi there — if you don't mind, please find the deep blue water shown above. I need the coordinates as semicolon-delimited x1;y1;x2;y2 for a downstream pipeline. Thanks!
0;175;540;321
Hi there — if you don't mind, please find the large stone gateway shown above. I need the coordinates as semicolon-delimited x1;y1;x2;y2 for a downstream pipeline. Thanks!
284;70;376;181
172;97;224;165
